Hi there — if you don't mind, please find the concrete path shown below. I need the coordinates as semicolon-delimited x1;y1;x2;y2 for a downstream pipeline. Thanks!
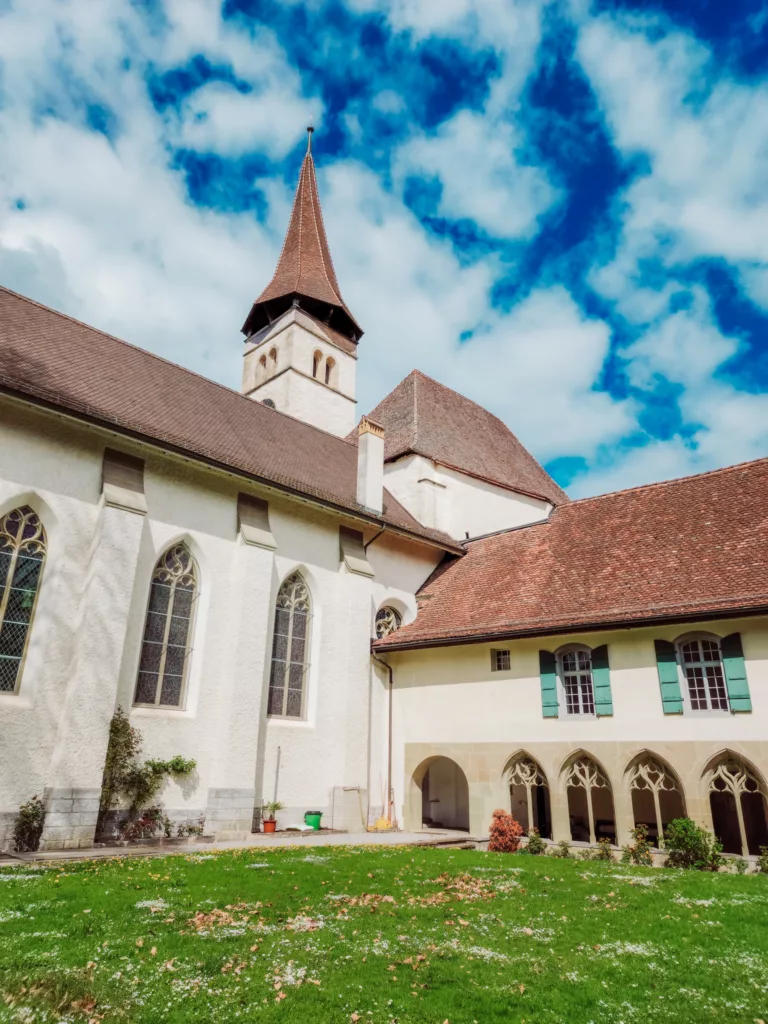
0;829;480;865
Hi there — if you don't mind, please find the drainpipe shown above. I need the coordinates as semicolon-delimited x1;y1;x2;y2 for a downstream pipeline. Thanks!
372;650;394;827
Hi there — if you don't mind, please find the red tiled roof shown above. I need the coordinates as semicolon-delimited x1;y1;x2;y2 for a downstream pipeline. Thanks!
375;458;768;648
0;286;460;552
242;139;362;342
349;370;568;505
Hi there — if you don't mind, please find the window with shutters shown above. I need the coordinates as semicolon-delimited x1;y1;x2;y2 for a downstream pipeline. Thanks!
677;635;729;712
557;646;595;715
134;544;198;709
491;649;510;672
0;506;47;694
268;572;311;719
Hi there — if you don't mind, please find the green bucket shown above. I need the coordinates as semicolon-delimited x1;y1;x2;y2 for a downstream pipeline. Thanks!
304;811;322;831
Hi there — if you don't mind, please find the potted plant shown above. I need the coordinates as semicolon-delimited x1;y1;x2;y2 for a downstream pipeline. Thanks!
261;801;283;833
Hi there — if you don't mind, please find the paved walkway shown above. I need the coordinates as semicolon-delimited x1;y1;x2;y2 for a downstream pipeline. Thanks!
0;829;480;865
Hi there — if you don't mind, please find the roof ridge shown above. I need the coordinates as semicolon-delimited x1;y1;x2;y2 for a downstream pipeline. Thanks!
412;370;420;449
566;455;768;507
0;285;354;447
308;155;342;303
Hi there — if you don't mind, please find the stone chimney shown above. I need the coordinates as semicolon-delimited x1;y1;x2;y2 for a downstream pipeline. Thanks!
356;417;385;515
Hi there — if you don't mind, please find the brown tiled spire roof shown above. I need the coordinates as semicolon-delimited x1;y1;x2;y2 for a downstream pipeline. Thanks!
375;457;768;650
241;127;362;343
350;370;568;505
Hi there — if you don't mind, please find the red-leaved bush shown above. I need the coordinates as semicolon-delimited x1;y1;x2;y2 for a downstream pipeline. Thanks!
488;809;523;853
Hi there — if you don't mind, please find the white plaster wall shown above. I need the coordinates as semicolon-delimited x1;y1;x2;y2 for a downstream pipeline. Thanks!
243;315;356;437
0;397;440;843
387;616;768;828
384;455;551;540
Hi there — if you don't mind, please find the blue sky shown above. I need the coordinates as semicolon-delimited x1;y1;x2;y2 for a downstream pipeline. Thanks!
0;0;767;497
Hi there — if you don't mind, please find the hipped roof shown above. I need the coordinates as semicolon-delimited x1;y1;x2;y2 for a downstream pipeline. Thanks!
350;370;568;506
375;457;768;649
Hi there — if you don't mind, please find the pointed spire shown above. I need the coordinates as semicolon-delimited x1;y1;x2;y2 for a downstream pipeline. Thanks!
241;128;362;342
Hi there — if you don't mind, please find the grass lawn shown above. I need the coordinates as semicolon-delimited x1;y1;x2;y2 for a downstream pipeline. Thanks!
1;846;767;1023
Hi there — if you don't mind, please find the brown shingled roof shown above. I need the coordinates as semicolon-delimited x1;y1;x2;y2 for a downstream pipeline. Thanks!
241;134;362;343
350;370;568;505
375;458;768;648
0;286;460;552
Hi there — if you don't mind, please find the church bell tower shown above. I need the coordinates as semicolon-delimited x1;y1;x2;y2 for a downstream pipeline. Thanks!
240;127;362;437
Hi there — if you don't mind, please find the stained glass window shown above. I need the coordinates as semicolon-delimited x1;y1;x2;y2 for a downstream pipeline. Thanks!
0;506;47;693
268;572;311;718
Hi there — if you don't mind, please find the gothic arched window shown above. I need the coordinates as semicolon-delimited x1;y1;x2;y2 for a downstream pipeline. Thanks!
375;606;402;639
134;544;199;708
0;506;47;693
268;572;311;718
325;356;335;386
312;351;322;379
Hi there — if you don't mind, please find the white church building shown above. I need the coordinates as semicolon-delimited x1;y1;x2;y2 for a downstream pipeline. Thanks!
1;133;767;857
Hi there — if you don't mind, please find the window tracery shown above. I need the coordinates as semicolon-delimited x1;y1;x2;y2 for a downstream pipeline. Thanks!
268;572;311;718
0;506;47;693
375;606;402;639
134;545;198;708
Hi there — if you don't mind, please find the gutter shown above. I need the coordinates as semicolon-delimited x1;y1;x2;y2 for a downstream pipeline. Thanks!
373;602;768;653
0;387;463;556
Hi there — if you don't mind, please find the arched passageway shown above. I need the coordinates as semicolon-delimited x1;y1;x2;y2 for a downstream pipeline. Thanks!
706;754;768;856
415;757;469;831
563;754;616;844
627;754;686;847
506;755;552;838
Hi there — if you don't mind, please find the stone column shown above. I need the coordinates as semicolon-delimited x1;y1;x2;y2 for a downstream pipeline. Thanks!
613;787;635;848
205;502;276;839
40;497;145;849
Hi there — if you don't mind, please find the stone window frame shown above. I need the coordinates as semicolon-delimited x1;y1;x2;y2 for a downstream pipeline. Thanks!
267;571;313;720
555;643;596;717
0;505;48;696
133;543;200;711
675;631;731;716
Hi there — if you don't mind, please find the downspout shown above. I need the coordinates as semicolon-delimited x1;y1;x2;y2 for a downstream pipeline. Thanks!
372;649;395;827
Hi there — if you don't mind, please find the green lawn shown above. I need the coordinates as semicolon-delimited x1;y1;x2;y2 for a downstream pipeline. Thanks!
1;846;767;1023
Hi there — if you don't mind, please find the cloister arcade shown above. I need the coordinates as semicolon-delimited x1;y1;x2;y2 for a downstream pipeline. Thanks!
406;747;768;858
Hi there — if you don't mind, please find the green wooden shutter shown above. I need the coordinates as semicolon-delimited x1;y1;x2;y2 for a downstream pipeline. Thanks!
539;649;559;718
591;644;613;716
722;632;752;712
654;639;683;713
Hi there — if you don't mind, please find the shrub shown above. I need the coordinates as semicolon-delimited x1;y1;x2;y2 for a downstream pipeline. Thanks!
550;840;572;859
12;795;46;853
664;818;723;871
579;848;594;861
733;857;749;875
594;838;615;862
622;825;653;867
177;816;206;838
523;827;547;855
121;807;172;842
757;847;768;874
98;707;196;838
488;809;523;853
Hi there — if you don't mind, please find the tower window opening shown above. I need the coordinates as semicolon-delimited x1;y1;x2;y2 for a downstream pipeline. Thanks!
312;350;322;379
325;356;336;386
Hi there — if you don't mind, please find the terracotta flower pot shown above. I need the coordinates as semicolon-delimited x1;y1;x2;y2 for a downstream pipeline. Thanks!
263;819;277;833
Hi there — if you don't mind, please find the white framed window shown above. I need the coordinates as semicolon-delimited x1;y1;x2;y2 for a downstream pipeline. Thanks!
677;636;729;712
558;646;595;716
268;572;311;719
134;544;199;709
375;606;402;639
491;648;510;672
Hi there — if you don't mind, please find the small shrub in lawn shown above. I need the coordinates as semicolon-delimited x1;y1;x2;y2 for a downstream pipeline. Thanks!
521;827;547;855
551;840;572;859
12;795;46;852
733;857;749;875
488;809;523;853
594;838;615;862
622;825;653;866
757;847;768;874
664;818;724;871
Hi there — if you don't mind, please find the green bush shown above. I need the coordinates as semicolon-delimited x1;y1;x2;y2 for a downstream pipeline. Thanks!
98;708;196;837
757;847;768;874
550;840;572;859
521;827;547;855
622;825;653;866
594;838;615;862
12;795;46;853
733;857;749;875
664;818;723;871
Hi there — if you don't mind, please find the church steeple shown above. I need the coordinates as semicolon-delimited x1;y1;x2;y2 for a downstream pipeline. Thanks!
241;127;362;343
